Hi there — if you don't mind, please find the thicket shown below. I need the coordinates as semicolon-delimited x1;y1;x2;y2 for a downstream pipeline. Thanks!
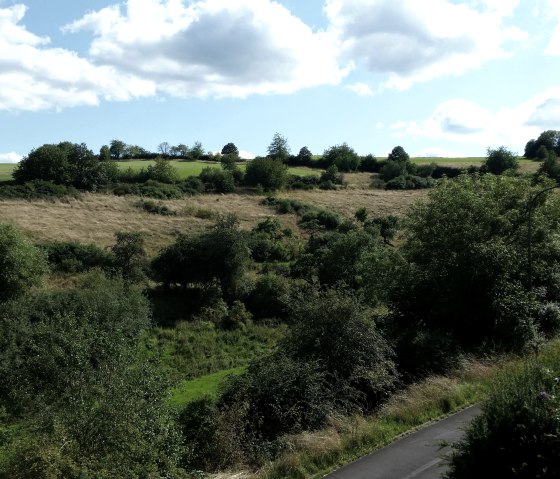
446;347;560;478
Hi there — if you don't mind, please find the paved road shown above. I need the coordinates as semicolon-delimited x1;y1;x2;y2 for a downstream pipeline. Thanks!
324;405;480;479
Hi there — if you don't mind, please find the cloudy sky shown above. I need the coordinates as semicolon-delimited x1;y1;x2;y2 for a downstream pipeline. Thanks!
0;0;559;162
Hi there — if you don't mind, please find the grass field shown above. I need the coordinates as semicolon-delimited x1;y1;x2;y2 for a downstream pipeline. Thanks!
0;163;14;180
169;367;245;407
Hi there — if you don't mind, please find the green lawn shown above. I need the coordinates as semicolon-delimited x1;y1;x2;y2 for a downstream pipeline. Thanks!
169;367;245;407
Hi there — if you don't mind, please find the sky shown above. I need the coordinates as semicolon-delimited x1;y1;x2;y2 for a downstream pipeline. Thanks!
0;0;559;162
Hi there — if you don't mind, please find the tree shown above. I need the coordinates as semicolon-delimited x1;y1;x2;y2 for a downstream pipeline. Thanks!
524;130;560;159
189;141;204;161
322;143;360;171
0;224;48;301
143;157;179;183
244;157;288;190
296;146;313;165
221;142;239;156
387;146;410;163
109;139;126;159
158;141;170;156
151;214;249;298
99;145;111;161
484;146;518;174
267;133;290;162
14;142;117;190
111;231;147;284
391;174;560;356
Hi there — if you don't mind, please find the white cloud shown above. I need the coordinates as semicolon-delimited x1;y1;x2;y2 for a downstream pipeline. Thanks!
65;0;348;99
544;0;560;55
0;151;22;163
0;4;154;111
238;150;256;160
391;88;560;152
324;0;527;90
346;82;374;96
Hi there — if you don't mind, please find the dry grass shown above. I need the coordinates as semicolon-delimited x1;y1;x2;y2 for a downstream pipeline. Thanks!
0;183;425;254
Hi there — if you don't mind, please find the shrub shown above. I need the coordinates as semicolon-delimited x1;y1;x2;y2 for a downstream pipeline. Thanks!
484;146;518;175
112;180;183;199
245;157;288;191
247;274;293;320
299;209;342;230
139;157;179;183
359;154;381;172
445;362;560;479
199;167;236;193
322;143;360;171
0;224;48;301
379;160;407;181
179;176;205;195
134;199;176;216
41;241;114;273
0;180;80;200
385;174;435;189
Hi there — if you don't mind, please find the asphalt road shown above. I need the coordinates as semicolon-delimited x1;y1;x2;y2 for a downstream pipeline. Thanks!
324;405;480;479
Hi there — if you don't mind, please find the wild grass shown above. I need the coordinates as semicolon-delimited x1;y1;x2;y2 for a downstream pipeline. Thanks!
142;320;286;381
0;163;15;180
169;367;246;407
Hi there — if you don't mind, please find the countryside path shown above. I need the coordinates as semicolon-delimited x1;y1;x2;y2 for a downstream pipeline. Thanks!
324;405;480;479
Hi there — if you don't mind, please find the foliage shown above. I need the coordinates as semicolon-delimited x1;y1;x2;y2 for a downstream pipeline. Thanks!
151;215;250;298
445;361;560;479
246;218;298;263
387;146;410;163
359;154;381;172
525;130;560;159
109;139;126;159
390;174;560;361
484;146;518;174
221;142;239;156
385;174;435;189
322;143;360;172
267;133;291;162
0;224;48;301
0;180;80;200
245;157;288;190
199;167;236;193
134;199;176;216
379;160;408;181
111;231;147;284
320;164;344;185
112;180;184;199
142;156;179;183
14;142;118;190
179;176;205;195
41;240;114;273
0;273;184;478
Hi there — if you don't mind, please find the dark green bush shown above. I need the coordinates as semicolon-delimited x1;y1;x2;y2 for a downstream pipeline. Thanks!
0;180;80;200
446;362;560;479
245;157;288;191
199;167;236;193
41;241;114;273
385;174;435;189
112;180;183;199
179;176;205;195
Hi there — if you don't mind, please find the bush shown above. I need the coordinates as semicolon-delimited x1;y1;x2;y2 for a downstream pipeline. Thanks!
322;143;360;171
245;157;288;190
199;167;236;193
359;154;381;172
139;157;179;183
484;146;518;174
379;160;407;181
134;199;176;216
0;224;48;301
385;174;435;189
112;180;183;199
179;176;205;195
0;180;80;200
247;274;293;320
41;241;114;273
446;362;560;479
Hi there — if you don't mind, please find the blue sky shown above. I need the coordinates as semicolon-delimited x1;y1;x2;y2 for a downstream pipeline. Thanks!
0;0;559;162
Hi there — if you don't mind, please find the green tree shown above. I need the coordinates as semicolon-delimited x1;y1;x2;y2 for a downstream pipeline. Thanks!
391;174;560;356
296;146;313;165
322;143;360;171
484;146;518;174
99;145;111;161
387;145;410;163
109;139;126;159
267;132;290;162
143;157;179;183
189;141;204;161
221;142;239;156
244;157;288;190
0;224;48;301
111;231;146;284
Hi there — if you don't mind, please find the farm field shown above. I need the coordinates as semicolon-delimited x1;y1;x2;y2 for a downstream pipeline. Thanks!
0;163;14;179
